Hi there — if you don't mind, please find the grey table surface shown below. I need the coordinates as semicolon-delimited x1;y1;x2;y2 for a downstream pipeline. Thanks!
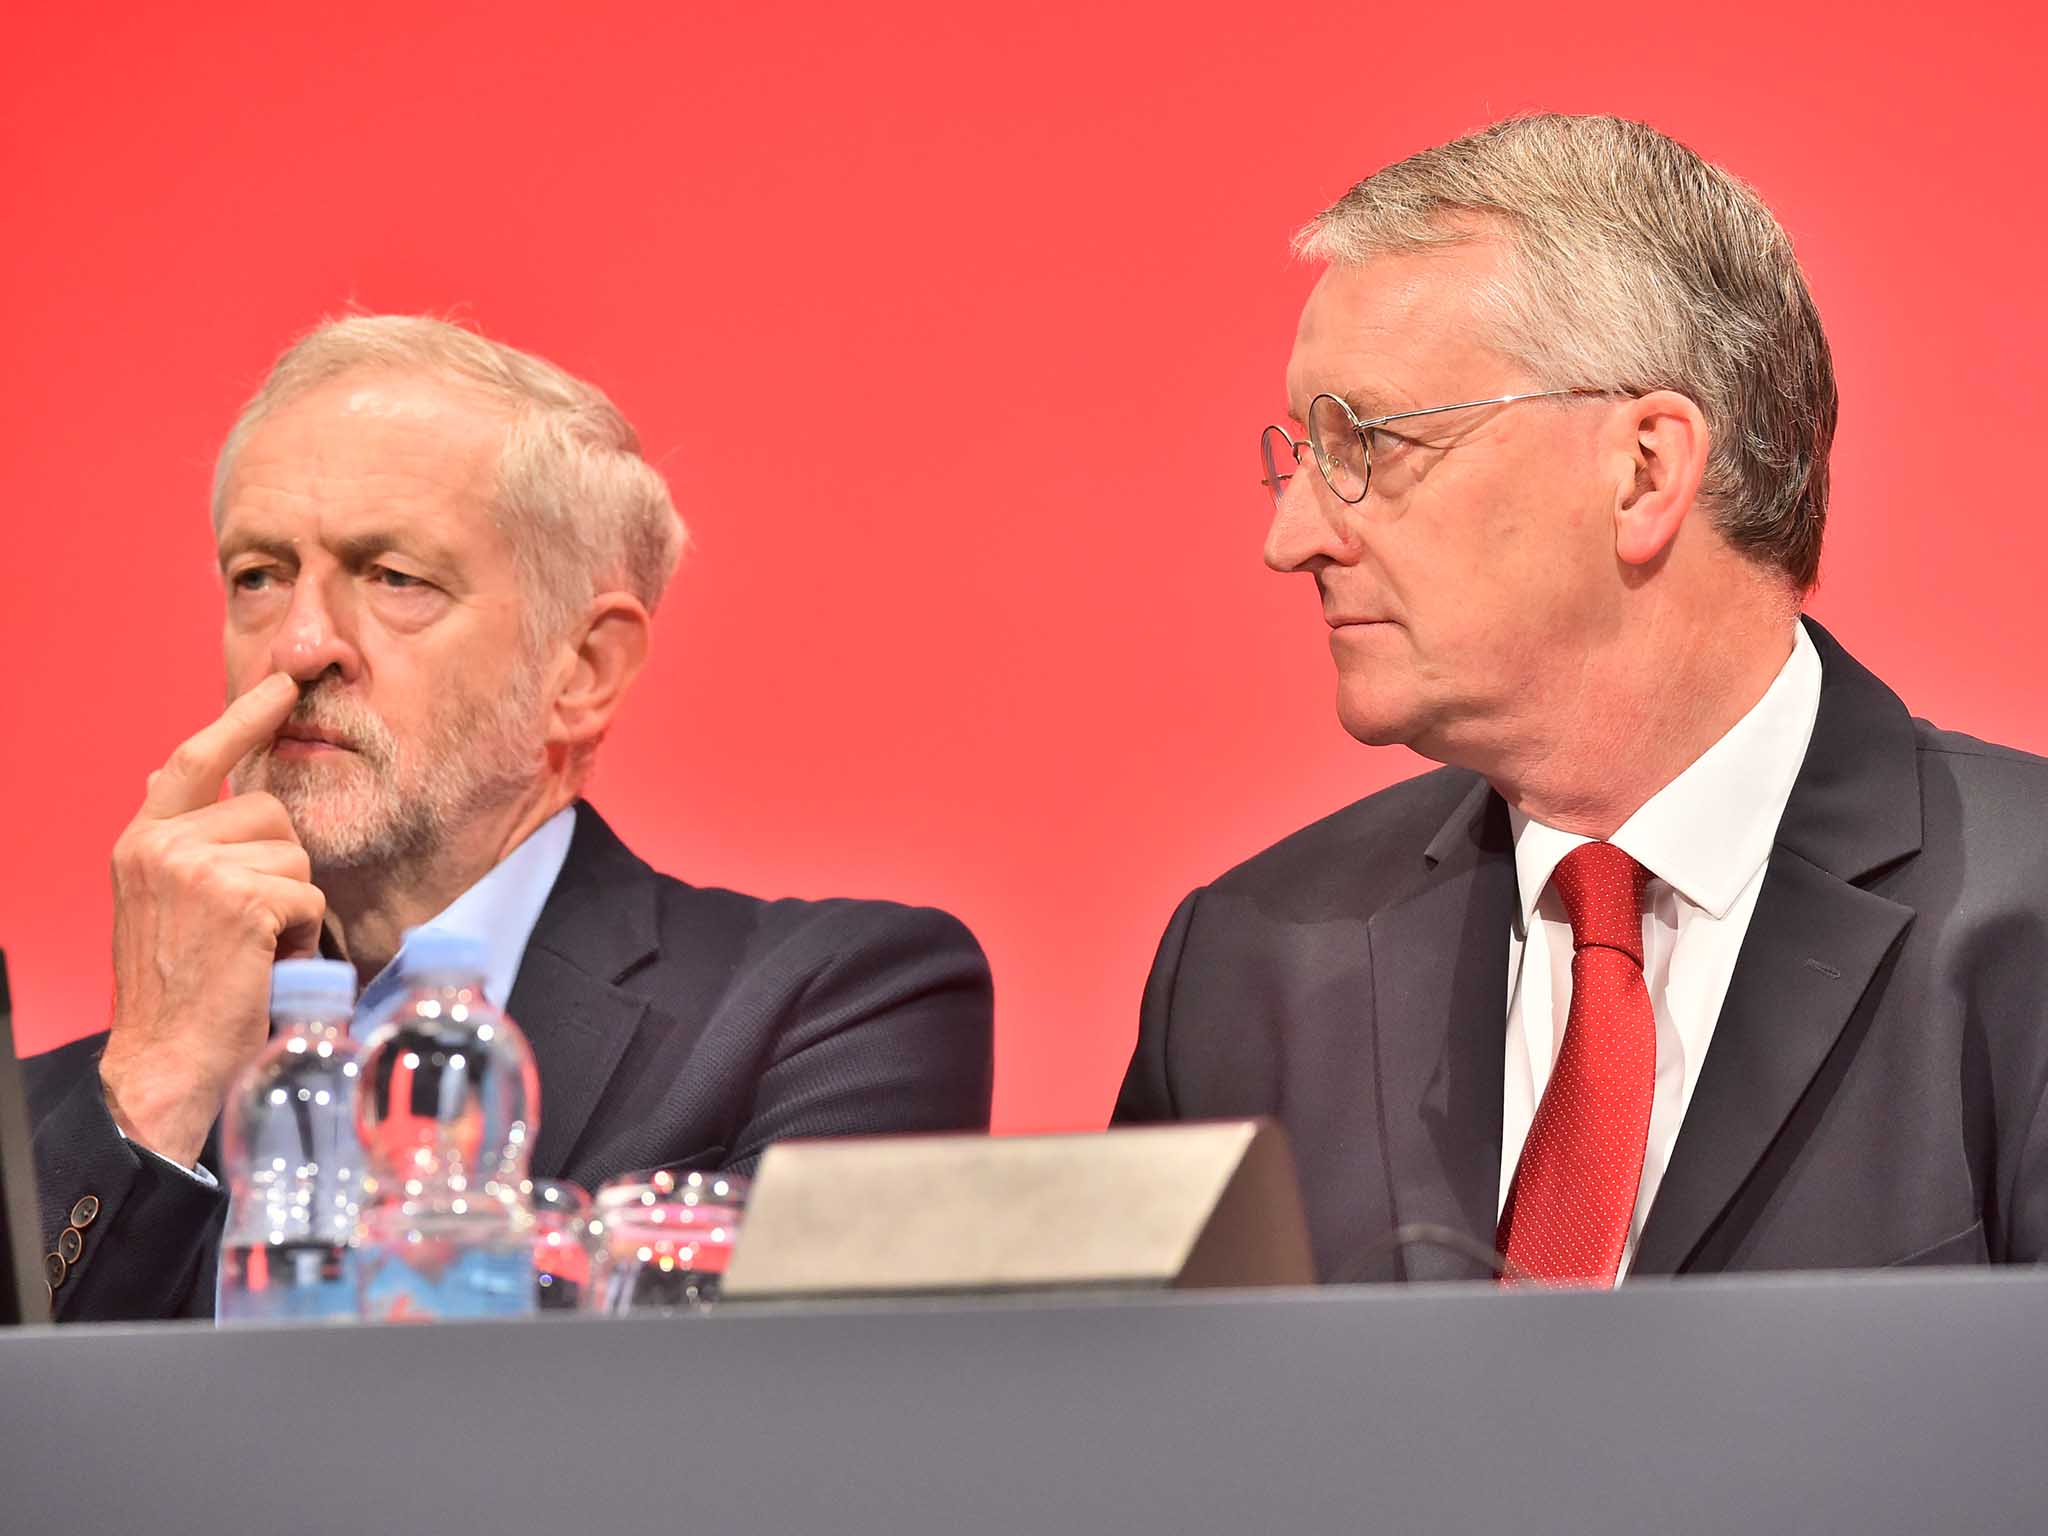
2;1269;2043;1535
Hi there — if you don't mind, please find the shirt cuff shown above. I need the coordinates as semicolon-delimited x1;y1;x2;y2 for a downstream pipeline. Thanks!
123;1133;220;1190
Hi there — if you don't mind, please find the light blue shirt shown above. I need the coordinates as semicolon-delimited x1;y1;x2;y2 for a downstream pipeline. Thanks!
352;806;578;1033
138;807;579;1187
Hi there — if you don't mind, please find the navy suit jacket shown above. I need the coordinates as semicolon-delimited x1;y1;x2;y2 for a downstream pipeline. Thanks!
1117;621;2048;1281
28;802;994;1320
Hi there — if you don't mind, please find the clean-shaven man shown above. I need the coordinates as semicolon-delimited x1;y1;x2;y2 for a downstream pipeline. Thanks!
1118;115;2048;1285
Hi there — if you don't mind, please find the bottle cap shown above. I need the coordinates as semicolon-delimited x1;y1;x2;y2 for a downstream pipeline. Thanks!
397;927;489;983
269;958;357;1015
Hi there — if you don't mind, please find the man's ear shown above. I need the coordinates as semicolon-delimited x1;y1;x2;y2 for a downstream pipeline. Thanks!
1610;389;1711;567
545;592;652;755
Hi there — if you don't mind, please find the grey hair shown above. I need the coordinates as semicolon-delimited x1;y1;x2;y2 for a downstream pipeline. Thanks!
211;314;687;647
1295;114;1835;590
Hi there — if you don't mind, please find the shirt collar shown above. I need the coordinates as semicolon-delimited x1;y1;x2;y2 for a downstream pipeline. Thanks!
1509;623;1822;925
354;806;578;1027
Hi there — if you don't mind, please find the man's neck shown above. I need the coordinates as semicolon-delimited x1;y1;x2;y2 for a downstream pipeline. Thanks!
319;781;576;990
1479;603;1802;840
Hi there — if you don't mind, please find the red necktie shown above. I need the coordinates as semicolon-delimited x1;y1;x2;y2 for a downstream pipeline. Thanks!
1497;841;1654;1287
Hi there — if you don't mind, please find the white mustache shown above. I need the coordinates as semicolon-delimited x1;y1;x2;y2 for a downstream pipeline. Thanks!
279;685;396;770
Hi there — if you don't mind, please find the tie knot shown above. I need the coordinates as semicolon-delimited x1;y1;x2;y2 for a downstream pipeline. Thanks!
1550;842;1649;963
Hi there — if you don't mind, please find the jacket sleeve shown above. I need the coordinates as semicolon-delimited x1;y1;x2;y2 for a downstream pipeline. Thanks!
26;1034;224;1321
2002;1055;2048;1264
723;902;995;1173
1112;889;1199;1125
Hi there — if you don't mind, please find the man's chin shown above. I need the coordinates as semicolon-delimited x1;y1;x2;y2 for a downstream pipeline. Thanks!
248;770;411;870
1334;685;1428;752
297;826;392;872
290;807;403;868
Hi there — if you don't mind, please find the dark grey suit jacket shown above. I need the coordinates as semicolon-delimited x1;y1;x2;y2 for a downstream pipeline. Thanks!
1117;621;2048;1282
28;802;994;1320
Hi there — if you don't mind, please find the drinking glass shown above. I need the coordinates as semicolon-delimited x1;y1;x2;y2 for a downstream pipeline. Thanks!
586;1168;748;1314
525;1178;593;1312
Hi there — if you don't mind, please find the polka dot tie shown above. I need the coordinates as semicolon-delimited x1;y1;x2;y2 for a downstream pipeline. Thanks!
1497;841;1654;1287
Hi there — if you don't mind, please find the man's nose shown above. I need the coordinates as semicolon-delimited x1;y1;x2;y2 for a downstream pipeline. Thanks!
269;577;361;684
1263;461;1364;573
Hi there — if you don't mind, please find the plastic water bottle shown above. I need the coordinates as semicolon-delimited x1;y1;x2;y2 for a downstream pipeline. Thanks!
353;930;539;1321
217;959;365;1324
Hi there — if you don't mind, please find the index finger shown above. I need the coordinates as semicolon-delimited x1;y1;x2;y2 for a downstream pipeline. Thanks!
142;672;302;819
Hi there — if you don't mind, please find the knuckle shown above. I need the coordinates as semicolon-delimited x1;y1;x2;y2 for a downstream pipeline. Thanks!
162;743;204;782
242;792;293;832
120;824;169;870
192;858;240;904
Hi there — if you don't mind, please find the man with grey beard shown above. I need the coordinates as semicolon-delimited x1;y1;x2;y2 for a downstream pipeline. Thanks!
25;316;995;1321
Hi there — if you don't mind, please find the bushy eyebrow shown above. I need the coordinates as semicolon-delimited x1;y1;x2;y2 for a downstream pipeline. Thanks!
217;527;464;575
1284;386;1397;426
328;529;463;571
217;533;297;574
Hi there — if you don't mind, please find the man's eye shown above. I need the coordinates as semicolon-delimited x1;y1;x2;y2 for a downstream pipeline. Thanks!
231;568;275;592
373;567;428;590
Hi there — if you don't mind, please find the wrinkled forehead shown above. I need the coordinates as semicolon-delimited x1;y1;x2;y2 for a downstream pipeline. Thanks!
1284;241;1517;418
216;371;508;545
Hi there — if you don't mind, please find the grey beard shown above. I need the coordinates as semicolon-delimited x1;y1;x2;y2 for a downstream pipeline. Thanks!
229;668;546;877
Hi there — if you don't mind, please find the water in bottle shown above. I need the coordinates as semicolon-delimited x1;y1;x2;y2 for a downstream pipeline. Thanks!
217;958;365;1324
353;929;540;1321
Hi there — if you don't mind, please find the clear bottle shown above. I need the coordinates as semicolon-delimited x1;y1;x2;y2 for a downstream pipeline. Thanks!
352;929;540;1321
217;958;365;1325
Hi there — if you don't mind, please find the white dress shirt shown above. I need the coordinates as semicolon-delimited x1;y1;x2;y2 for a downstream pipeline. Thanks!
1498;623;1822;1279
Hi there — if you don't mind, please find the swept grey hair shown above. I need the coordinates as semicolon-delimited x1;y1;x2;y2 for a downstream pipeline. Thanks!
1296;114;1835;590
211;314;687;647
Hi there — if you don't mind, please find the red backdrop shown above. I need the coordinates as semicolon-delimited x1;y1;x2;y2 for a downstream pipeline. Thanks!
3;4;2044;1132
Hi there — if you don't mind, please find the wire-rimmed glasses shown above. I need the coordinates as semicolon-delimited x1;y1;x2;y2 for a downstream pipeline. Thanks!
1261;387;1620;509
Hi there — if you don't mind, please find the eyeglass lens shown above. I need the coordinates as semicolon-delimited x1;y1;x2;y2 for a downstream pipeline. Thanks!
1260;425;1299;508
1306;394;1370;503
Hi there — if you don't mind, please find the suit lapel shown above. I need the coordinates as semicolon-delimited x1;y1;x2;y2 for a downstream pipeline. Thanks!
1633;619;1922;1274
1369;779;1517;1279
506;802;661;1180
1631;851;1911;1271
